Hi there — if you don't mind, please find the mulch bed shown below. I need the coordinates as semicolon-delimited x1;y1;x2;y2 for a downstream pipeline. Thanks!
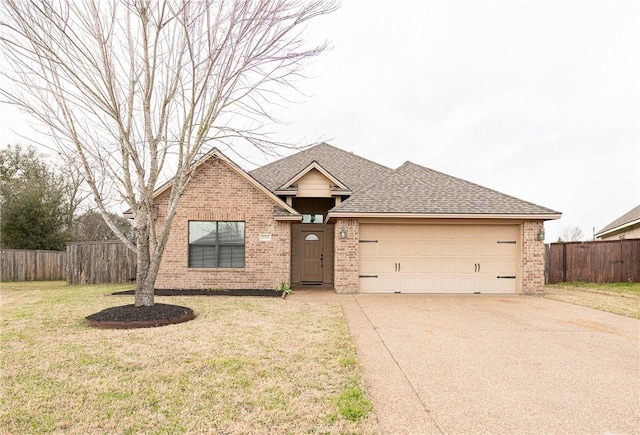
111;289;283;297
85;303;195;329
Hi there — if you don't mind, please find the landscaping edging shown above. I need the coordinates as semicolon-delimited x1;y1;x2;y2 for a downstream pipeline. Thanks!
111;289;284;297
85;303;196;329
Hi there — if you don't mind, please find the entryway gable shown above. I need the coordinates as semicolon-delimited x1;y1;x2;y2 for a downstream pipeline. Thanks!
276;161;350;192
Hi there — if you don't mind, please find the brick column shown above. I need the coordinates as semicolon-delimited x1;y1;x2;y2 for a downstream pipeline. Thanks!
334;218;359;293
522;220;545;294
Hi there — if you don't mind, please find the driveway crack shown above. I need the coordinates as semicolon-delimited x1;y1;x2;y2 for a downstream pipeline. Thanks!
353;297;444;434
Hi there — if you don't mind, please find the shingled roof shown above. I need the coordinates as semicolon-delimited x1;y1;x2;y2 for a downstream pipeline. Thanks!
250;142;392;194
329;161;560;217
595;205;640;237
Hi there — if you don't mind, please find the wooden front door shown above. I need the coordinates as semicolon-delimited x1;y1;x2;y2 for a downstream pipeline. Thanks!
300;230;324;282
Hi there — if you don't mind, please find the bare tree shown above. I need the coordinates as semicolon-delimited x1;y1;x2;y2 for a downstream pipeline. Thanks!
558;225;584;242
1;0;337;306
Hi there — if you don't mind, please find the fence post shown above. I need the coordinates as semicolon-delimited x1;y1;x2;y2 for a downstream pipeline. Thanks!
562;243;567;282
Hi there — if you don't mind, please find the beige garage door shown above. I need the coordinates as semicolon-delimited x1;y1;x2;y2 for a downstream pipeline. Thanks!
359;224;519;293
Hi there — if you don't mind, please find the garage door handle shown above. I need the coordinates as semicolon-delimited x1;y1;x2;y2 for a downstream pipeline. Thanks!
478;263;480;272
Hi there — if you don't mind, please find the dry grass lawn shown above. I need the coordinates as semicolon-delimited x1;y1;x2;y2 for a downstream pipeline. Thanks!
0;282;378;434
542;282;640;319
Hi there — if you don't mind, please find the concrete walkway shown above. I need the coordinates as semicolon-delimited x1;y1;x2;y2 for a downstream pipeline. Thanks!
290;290;640;434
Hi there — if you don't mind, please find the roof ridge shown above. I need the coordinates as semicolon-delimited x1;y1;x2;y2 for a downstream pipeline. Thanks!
251;142;391;173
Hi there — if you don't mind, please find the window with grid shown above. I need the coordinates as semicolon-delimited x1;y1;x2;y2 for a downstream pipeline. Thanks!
188;221;245;268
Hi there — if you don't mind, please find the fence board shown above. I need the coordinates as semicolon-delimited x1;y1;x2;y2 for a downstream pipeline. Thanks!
1;249;67;281
547;239;640;283
66;242;137;285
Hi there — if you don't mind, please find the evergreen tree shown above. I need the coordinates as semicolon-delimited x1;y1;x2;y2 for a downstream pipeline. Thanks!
0;145;70;250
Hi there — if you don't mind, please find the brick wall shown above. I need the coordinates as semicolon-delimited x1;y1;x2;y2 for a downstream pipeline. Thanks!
522;220;545;294
333;218;359;293
154;156;290;290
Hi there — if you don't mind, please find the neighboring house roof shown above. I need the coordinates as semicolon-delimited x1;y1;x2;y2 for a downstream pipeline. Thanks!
595;205;640;238
329;161;561;219
250;142;393;194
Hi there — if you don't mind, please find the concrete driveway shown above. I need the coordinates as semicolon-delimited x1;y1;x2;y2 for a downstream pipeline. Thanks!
292;292;640;434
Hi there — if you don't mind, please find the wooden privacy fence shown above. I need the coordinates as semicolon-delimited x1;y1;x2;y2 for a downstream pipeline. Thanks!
547;238;640;284
66;241;137;285
0;249;67;281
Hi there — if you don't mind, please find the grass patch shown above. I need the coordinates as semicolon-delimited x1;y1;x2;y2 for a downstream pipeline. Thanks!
331;377;373;422
546;281;640;295
542;282;640;319
0;281;378;434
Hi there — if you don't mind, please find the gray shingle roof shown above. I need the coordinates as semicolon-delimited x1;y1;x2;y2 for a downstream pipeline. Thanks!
596;205;640;235
331;161;560;216
250;142;393;194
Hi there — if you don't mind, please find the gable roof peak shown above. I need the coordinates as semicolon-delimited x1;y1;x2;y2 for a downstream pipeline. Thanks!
250;142;393;194
276;159;349;191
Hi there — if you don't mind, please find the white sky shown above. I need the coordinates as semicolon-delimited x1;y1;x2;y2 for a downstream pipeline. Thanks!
1;0;639;243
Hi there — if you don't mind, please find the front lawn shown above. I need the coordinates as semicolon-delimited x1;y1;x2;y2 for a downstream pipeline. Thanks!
0;282;377;434
543;282;640;319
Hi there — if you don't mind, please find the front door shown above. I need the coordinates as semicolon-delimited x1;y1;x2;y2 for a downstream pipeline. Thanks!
300;230;324;282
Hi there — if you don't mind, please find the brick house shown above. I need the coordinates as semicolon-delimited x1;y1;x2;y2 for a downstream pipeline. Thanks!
151;143;561;294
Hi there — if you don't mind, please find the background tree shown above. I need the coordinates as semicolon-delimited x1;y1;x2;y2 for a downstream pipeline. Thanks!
0;144;70;250
558;225;584;242
1;0;337;306
73;210;134;242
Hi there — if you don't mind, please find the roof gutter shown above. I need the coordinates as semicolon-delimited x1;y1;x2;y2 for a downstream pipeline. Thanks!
326;212;562;222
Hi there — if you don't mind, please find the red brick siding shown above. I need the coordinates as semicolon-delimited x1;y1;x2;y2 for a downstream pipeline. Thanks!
154;156;290;290
334;218;359;293
522;220;545;294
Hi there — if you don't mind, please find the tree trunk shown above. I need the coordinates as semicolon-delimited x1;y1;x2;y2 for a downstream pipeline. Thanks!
134;255;156;306
135;277;155;307
134;221;155;307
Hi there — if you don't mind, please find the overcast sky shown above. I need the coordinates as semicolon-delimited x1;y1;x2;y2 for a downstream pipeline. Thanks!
1;0;638;243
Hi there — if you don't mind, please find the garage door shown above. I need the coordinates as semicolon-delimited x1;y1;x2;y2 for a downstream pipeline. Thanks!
359;224;518;293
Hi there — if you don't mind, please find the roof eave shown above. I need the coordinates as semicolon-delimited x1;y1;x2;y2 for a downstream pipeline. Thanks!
327;212;563;221
595;218;640;238
274;215;303;221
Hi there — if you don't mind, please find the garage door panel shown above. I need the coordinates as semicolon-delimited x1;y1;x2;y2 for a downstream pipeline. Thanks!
477;243;517;257
359;276;380;292
479;276;517;293
479;258;516;275
359;224;519;294
361;258;396;274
